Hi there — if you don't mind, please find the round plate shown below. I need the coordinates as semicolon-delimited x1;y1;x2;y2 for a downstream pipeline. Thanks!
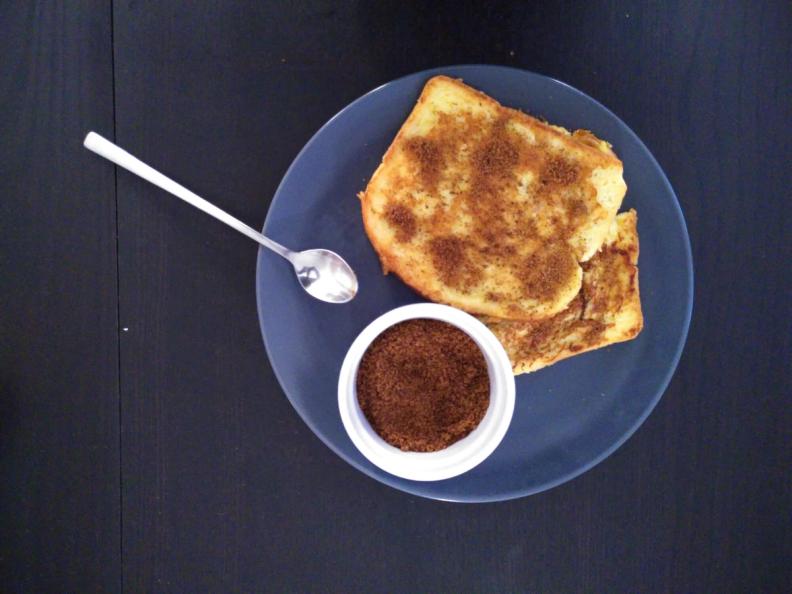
256;65;693;502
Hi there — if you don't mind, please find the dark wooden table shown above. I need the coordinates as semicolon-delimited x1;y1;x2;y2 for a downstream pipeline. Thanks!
2;1;790;591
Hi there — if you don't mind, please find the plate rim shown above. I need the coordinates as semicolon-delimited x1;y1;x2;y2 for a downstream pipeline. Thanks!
255;64;694;502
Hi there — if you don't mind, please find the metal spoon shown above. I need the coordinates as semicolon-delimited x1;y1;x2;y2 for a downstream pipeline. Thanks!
83;132;358;304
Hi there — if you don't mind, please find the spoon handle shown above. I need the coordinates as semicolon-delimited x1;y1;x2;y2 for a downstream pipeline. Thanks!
83;131;293;260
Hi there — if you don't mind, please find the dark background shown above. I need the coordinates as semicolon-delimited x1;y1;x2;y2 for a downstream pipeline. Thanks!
1;1;790;592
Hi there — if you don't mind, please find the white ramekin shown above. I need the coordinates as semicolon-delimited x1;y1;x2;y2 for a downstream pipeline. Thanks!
338;303;516;481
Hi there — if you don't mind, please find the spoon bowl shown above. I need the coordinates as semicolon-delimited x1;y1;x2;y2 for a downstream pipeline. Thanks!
292;248;358;303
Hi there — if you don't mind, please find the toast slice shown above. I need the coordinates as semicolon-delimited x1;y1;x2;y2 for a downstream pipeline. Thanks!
360;75;627;320
481;210;643;374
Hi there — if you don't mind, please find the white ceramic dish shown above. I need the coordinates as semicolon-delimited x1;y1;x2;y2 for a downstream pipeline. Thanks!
337;303;516;481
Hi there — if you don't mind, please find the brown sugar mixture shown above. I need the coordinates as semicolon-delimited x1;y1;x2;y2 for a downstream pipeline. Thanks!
356;319;490;452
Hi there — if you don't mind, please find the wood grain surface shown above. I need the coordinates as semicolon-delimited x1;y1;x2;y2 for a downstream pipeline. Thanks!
2;1;791;592
0;1;120;591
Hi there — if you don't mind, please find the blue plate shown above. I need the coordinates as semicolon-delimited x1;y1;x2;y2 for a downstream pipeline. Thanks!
256;65;693;502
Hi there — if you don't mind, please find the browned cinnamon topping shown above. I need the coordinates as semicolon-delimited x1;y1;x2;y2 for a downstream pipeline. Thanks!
521;244;578;301
429;235;480;289
581;247;632;316
567;196;589;219
356;319;490;452
471;124;519;178
385;203;416;242
404;137;443;190
540;156;579;186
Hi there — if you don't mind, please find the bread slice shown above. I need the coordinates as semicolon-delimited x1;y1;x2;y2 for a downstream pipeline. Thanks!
360;75;627;320
481;210;643;374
